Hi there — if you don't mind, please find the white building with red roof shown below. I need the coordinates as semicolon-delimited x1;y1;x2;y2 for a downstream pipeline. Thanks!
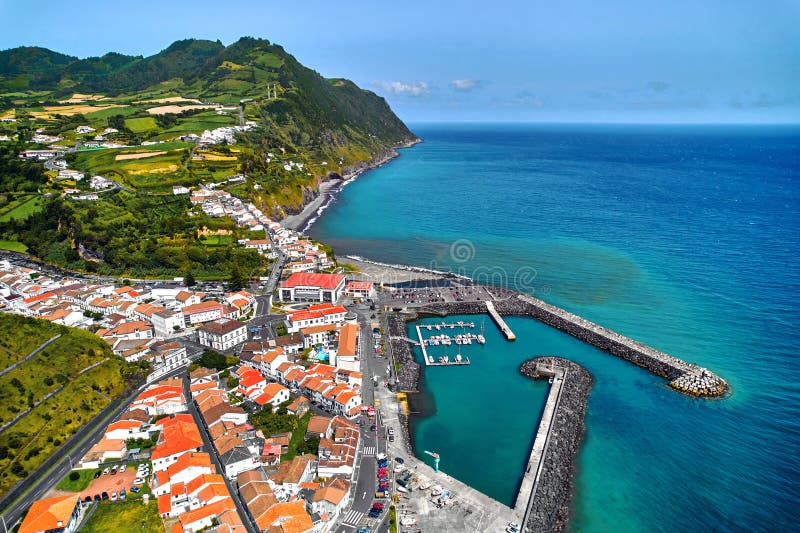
344;280;376;299
130;384;186;416
278;273;346;303
286;303;347;333
252;382;290;409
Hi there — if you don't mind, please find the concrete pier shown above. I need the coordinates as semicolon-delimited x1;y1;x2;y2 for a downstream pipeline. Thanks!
486;301;516;340
514;363;565;516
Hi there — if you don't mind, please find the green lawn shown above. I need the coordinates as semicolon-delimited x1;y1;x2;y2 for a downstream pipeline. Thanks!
200;234;234;247
56;468;96;491
84;105;140;121
80;500;162;533
0;195;44;222
0;240;27;253
282;410;312;460
124;116;158;133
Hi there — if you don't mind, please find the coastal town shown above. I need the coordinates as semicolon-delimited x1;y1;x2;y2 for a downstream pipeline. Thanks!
0;185;555;533
0;17;751;533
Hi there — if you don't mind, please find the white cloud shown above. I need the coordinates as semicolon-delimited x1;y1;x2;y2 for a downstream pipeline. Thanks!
372;80;430;97
451;79;479;91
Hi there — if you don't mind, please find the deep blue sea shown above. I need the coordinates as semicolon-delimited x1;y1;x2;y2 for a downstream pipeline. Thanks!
310;124;800;531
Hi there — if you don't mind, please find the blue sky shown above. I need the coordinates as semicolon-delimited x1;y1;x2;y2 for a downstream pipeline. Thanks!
1;0;798;123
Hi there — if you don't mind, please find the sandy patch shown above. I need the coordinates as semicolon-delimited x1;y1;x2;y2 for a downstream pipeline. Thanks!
199;227;232;236
115;151;167;161
199;153;238;161
58;93;105;104
139;96;203;104
128;164;179;175
30;104;124;119
146;104;216;115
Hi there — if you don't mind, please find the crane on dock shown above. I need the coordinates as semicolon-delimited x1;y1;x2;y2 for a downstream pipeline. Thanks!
424;450;440;472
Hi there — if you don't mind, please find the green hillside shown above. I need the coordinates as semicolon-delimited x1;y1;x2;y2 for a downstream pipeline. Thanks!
0;314;140;498
0;37;417;278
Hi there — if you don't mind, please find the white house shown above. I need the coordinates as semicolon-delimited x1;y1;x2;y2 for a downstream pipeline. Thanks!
57;169;85;181
152;309;184;337
197;319;247;351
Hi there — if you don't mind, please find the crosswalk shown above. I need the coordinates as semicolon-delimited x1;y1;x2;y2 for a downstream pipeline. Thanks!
340;509;364;527
362;446;377;456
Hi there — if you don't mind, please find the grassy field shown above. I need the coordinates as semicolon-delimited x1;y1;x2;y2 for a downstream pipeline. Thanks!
200;234;234;247
56;468;96;491
84;105;140;121
0;314;59;370
0;195;44;222
0;240;27;253
71;143;193;190
80;500;162;533
0;315;136;499
124;116;158;133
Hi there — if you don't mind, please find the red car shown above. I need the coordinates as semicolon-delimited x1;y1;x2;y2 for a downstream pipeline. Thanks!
372;502;385;509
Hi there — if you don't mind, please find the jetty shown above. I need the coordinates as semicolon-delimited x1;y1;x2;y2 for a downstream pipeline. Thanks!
486;301;516;340
414;324;472;366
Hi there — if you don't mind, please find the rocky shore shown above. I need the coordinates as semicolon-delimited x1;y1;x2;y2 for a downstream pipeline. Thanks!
519;357;593;533
281;138;421;232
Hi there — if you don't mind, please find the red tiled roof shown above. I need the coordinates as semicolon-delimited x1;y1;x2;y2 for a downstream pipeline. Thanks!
280;273;345;290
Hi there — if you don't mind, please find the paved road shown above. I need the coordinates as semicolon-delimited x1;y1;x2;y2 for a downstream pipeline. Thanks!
335;306;392;533
0;363;189;530
182;376;259;533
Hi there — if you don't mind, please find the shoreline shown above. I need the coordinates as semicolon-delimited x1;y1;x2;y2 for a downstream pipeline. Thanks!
280;138;421;233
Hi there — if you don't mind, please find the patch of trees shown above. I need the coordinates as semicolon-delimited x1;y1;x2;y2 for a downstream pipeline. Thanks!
0;193;266;278
0;143;49;192
192;350;239;371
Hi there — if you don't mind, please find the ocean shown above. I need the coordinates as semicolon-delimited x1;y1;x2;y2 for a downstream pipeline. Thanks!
310;123;800;531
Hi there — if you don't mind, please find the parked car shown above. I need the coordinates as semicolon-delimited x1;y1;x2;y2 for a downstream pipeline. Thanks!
120;489;126;500
395;457;405;463
119;464;126;473
102;467;110;475
372;502;385;509
83;496;92;503
111;492;117;501
93;494;101;502
101;492;109;500
94;470;102;479
133;477;145;485
110;467;117;475
130;486;141;493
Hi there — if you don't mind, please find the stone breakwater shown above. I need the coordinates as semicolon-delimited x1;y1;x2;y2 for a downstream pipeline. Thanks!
412;292;728;398
519;357;593;533
387;312;422;392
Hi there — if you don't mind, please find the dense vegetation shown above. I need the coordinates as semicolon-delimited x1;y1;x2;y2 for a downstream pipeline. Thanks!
0;314;140;498
0;37;417;277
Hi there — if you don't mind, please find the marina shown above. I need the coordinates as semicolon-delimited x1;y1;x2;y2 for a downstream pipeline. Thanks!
415;321;486;366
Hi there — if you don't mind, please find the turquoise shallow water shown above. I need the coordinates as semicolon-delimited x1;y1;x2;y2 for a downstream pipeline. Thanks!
311;124;800;530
